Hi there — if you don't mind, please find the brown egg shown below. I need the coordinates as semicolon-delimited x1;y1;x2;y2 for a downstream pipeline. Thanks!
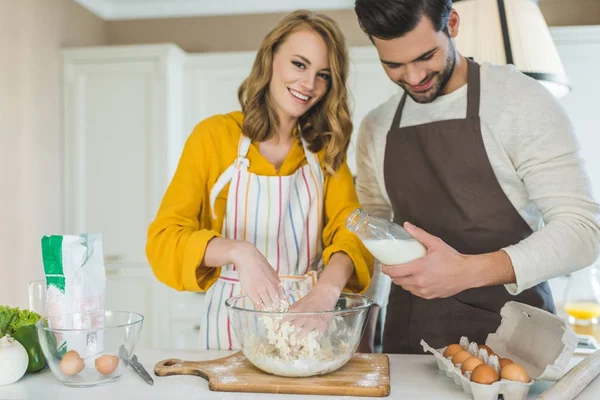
478;344;495;357
471;364;500;384
443;344;465;358
499;358;514;368
501;362;531;383
452;350;472;366
95;354;120;375
60;350;85;376
461;357;484;374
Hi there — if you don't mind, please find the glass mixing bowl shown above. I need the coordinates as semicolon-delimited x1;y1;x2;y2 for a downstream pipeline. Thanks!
225;290;372;377
36;311;143;387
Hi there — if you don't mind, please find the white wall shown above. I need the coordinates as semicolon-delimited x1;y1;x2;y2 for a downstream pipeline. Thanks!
0;1;106;308
548;26;600;307
553;26;600;198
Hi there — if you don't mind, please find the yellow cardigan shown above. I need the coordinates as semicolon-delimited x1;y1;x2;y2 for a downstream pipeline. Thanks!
146;111;373;293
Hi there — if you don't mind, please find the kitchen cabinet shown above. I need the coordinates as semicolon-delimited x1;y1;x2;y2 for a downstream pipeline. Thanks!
104;266;158;348
62;45;185;266
183;51;257;137
61;44;189;349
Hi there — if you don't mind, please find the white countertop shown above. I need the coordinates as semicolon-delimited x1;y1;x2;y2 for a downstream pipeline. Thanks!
1;349;598;400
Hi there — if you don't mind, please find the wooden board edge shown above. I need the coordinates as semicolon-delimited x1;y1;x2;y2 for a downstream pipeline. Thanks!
209;382;391;397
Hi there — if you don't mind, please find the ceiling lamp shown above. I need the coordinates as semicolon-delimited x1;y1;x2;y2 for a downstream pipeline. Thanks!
452;0;571;98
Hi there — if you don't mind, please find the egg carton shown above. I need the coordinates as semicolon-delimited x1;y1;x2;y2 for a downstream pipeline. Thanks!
421;301;578;400
421;339;535;400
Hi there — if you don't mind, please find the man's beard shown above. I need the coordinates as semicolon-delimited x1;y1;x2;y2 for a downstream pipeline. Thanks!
398;41;457;104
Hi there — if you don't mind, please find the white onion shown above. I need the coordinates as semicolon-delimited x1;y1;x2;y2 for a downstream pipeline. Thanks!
0;335;29;386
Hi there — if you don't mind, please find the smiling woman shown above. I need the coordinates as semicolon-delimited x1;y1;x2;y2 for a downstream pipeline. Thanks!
238;10;352;174
145;10;374;351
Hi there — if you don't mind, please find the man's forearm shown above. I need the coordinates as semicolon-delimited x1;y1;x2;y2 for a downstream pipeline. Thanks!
466;250;516;288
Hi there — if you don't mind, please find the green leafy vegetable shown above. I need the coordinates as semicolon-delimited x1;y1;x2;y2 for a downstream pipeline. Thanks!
8;309;41;334
0;306;41;337
0;306;18;338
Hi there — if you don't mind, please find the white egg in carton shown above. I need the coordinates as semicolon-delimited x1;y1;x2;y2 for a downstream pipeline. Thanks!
421;301;579;400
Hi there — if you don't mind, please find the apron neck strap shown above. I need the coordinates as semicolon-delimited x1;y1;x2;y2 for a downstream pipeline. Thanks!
466;59;481;119
208;135;251;219
391;91;409;130
238;133;321;174
300;138;322;173
238;135;252;158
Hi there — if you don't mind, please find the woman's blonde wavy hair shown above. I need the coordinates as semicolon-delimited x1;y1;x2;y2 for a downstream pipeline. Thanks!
238;10;352;175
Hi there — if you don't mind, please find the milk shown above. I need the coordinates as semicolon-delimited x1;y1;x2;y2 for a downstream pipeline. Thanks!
363;238;426;265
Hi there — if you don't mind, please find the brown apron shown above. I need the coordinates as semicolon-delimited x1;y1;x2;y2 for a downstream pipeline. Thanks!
382;60;556;354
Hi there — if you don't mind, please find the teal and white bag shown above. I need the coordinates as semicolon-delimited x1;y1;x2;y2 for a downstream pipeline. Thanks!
41;234;106;358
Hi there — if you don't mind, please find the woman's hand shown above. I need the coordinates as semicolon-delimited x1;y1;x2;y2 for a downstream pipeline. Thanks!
287;283;340;336
289;282;340;313
286;252;355;335
232;241;286;310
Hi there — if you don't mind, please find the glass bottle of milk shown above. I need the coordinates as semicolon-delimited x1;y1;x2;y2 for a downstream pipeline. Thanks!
345;208;426;265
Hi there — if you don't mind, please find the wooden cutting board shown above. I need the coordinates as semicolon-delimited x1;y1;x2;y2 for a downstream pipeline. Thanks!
154;352;390;397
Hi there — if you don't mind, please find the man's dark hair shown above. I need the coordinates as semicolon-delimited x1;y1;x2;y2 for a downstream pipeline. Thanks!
355;0;453;40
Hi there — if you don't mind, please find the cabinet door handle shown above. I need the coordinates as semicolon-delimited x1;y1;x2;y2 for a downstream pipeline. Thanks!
106;268;124;277
105;254;125;263
193;324;201;331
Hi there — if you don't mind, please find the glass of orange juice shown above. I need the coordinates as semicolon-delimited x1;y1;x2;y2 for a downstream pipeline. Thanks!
563;265;600;326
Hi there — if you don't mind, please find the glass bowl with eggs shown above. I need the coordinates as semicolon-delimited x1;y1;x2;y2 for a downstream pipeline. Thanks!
225;290;372;378
35;311;143;387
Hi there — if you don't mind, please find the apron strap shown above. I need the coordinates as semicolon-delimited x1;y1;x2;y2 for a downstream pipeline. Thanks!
209;135;250;219
208;135;323;220
237;135;252;158
300;139;323;179
219;269;318;288
391;92;408;130
466;59;481;119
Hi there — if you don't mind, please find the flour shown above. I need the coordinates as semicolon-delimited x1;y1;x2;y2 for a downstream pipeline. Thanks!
245;299;351;377
245;345;350;377
262;298;292;313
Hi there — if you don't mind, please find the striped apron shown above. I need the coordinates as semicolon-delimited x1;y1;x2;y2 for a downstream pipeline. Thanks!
200;135;325;350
